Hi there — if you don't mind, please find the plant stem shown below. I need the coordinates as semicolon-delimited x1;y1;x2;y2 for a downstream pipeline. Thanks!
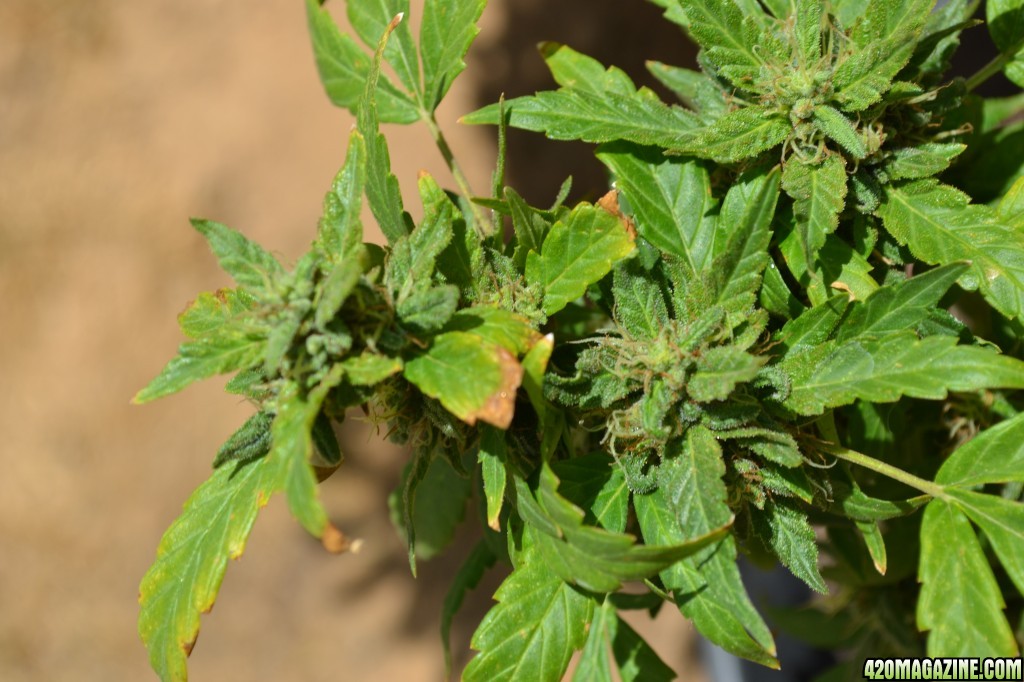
816;410;944;499
965;38;1024;93
820;443;947;500
421;110;493;237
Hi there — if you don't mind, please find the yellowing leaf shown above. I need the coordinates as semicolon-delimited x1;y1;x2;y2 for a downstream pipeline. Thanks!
526;202;636;316
404;332;523;428
139;458;279;682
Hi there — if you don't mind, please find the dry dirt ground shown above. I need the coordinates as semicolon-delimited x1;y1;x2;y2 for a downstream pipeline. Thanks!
0;2;708;680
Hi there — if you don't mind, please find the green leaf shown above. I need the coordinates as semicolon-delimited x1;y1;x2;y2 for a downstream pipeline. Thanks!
463;553;593;682
782;155;848;270
777;225;878;305
657;427;732;534
950;95;1024;204
391;454;472;560
388;174;455;302
177;289;257;340
988;0;1024;87
539;42;637;97
948;488;1024;598
646;61;728;121
138;457;281;682
505;186;549;269
998;175;1024;229
358;15;409;244
305;0;419;123
526;202;636;316
634;486;778;667
444;306;541;356
918;500;1019;656
437;199;484;294
831;0;871;29
936;412;1024;487
190;219;284;294
420;0;486;109
552;454;630;533
521;332;554;422
883;142;966;181
404;331;523;428
765;605;859;650
397;284;459;333
460;88;700;148
682;0;766;88
854;0;934;46
597;142;718;271
833;36;917;111
441;541;497;676
140;372;346;682
774;294;849;355
828;475;927;521
752;499;828;593
901;0;977;80
346;0;420;96
316;129;366;262
270;378;342;538
812;106;867;158
310;412;341;467
647;0;690;28
739;429;804;468
515;463;730;593
339;352;402;385
612;259;670;341
573;598;675;682
711;167;781;316
212;411;273;468
878;179;1024;320
134;332;265;404
689;346;766;402
263;305;305;375
674;108;791;163
836;262;969;342
759;460;815;503
399;447;431;574
760;260;805;319
478;425;507;531
794;0;822;65
781;332;1024;414
315;253;365;330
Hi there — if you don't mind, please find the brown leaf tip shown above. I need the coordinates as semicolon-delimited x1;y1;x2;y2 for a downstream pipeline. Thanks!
467;347;524;429
321;523;360;555
597;189;637;241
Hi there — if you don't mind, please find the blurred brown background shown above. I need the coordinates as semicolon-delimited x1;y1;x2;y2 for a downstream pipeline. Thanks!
0;1;706;680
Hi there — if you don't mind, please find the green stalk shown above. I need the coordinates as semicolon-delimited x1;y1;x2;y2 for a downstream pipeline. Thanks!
815;412;945;499
965;37;1024;93
421;110;493;237
820;443;947;500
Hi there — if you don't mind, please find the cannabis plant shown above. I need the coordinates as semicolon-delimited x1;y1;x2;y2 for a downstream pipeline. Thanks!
136;0;1024;678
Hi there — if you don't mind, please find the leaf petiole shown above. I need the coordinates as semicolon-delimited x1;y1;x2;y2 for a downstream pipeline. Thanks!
815;411;946;499
965;36;1024;92
420;109;493;237
819;443;947;500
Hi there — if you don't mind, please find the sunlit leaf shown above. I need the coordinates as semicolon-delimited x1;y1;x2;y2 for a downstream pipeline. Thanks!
420;0;487;109
404;331;523;428
464;551;593;682
918;499;1019;656
878;179;1024;320
526;202;636;316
